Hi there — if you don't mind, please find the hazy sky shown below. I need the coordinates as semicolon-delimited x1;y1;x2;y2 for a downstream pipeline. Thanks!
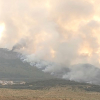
0;0;100;69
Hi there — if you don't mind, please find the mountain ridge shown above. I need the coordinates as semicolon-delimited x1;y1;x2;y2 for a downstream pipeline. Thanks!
0;48;54;81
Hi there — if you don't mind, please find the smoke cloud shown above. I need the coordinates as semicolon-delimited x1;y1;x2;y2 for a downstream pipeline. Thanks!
0;0;100;84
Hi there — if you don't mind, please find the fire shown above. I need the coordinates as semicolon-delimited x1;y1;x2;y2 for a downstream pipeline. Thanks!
45;1;51;10
50;48;55;58
96;48;100;54
79;47;92;57
93;16;100;22
0;23;5;39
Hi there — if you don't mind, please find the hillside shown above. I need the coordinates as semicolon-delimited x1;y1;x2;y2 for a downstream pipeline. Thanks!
0;48;53;81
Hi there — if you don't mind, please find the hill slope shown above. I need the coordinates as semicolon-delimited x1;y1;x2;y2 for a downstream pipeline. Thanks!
0;48;53;81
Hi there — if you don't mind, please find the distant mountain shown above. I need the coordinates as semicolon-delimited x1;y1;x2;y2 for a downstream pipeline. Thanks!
0;48;54;81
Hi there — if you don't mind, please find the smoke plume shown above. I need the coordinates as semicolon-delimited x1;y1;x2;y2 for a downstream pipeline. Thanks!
0;0;100;84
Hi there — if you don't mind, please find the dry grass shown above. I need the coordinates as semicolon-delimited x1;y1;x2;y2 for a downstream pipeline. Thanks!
0;86;100;100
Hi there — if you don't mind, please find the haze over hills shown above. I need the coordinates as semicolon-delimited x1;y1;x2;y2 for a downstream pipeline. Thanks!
23;55;100;85
1;0;100;87
0;48;100;85
0;48;54;81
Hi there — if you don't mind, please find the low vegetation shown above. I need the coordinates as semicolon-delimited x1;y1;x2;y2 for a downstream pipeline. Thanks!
0;79;100;100
0;85;100;100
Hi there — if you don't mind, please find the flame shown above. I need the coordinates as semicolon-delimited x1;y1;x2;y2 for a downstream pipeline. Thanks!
79;46;92;57
96;48;100;54
50;48;55;58
0;23;5;39
93;16;100;22
45;1;51;10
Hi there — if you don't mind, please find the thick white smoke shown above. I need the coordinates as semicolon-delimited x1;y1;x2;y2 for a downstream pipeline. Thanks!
0;0;100;84
22;54;100;85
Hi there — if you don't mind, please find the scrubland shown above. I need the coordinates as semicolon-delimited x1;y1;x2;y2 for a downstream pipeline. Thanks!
0;85;100;100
